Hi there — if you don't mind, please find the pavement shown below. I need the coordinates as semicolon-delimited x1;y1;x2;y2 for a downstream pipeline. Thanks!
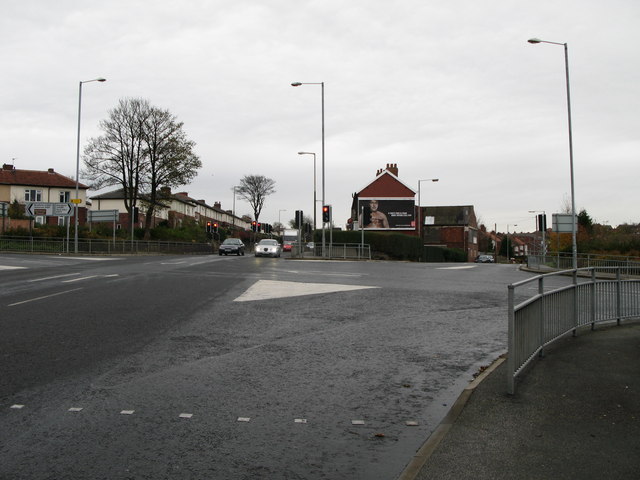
399;320;640;480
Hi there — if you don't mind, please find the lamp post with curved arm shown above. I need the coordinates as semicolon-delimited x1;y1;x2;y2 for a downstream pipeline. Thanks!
74;77;106;254
528;38;577;269
292;81;325;256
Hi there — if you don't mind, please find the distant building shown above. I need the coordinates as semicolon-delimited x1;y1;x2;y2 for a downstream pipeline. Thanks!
350;164;417;232
420;205;479;261
0;163;88;226
90;187;250;231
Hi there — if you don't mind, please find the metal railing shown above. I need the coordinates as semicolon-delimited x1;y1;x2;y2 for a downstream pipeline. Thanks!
507;267;640;394
0;236;214;255
310;243;372;260
527;252;640;275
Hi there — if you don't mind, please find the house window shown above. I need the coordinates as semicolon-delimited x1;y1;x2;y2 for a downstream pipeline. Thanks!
25;189;42;202
59;191;70;203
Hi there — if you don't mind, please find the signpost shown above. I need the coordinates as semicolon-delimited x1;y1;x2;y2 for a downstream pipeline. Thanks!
25;202;74;217
88;210;119;244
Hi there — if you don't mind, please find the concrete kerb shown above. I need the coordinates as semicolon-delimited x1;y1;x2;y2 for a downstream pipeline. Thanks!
396;355;506;480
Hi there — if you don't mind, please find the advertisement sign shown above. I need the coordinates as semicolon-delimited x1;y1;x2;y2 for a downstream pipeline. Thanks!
358;198;415;230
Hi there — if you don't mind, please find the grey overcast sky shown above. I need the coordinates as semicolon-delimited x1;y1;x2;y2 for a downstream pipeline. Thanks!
2;0;638;231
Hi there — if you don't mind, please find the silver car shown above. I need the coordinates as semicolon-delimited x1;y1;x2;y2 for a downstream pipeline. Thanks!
255;239;281;257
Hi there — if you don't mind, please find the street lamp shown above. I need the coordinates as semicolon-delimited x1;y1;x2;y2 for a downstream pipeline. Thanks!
298;152;317;231
232;185;240;229
528;38;577;269
417;178;439;239
278;209;287;234
292;81;325;256
74;77;106;254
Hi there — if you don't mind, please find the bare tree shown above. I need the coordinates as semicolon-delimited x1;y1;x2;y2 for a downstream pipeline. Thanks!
83;98;149;219
83;97;201;238
139;106;201;238
236;175;276;223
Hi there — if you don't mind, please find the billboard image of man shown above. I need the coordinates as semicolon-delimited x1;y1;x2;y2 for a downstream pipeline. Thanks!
366;199;389;228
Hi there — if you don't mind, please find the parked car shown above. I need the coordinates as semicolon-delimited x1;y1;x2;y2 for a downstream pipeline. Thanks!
282;241;293;252
255;239;281;257
475;254;495;263
219;238;245;256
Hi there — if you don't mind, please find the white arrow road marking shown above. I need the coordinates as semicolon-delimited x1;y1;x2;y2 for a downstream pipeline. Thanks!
234;279;378;302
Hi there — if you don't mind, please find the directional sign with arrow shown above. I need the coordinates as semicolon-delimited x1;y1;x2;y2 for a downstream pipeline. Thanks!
25;202;74;217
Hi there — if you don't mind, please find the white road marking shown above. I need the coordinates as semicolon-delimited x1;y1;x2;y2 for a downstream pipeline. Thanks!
237;417;251;422
179;413;193;419
8;288;83;307
120;410;135;415
436;266;476;270
0;265;27;270
68;407;83;412
57;257;121;261
234;280;378;302
62;275;100;283
27;273;81;282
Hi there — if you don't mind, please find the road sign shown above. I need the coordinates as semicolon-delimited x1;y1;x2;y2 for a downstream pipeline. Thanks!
88;210;119;222
552;213;576;233
71;199;82;204
25;202;74;217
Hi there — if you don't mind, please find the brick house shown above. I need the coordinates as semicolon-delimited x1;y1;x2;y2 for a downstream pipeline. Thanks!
420;205;479;261
0;163;88;227
350;164;417;232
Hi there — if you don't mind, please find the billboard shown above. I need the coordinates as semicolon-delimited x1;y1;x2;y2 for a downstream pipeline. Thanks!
357;198;415;230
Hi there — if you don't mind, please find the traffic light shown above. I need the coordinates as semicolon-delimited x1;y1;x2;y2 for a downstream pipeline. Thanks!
257;223;262;232
251;221;257;232
322;205;331;223
206;221;212;233
213;222;219;234
295;210;304;229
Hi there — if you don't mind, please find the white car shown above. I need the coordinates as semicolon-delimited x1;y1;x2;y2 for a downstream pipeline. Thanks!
255;239;282;257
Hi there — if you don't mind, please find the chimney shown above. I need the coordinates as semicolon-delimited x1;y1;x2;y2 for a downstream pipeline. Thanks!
376;168;383;176
160;186;171;196
386;163;398;176
48;168;55;174
2;164;14;171
214;202;222;209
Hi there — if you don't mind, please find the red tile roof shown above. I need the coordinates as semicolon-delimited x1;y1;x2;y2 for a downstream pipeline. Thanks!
0;165;88;189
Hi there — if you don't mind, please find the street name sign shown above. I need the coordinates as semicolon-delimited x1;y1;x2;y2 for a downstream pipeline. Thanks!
25;202;74;217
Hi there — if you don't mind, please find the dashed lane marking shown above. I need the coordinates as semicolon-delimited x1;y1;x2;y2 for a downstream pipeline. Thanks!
234;279;378;302
8;288;83;307
27;273;81;282
0;265;27;270
436;266;476;270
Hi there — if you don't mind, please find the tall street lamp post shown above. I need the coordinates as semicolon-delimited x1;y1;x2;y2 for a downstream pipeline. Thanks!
298;151;317;231
292;81;325;256
528;38;577;269
417;178;439;239
278;209;287;235
74;77;106;254
232;185;240;229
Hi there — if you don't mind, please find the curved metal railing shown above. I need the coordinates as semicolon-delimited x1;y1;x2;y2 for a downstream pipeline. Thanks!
507;267;640;394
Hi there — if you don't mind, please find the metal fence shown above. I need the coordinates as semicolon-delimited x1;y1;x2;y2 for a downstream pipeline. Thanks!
527;252;640;275
305;243;371;260
0;236;214;255
507;267;640;394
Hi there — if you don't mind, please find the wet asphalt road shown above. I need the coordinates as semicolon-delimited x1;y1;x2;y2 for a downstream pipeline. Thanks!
0;254;537;479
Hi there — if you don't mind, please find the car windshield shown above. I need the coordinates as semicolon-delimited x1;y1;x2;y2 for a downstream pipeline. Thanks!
223;239;241;245
258;240;278;246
